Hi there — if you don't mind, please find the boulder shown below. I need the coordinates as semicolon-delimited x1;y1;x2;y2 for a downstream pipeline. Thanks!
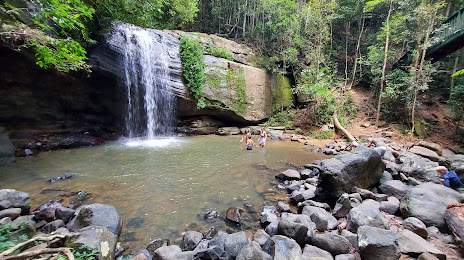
269;130;284;140
55;206;75;223
226;207;243;224
0;208;21;220
311;233;351;256
357;226;400;260
253;229;270;246
446;156;464;179
277;218;308;245
310;211;328;232
134;250;153;260
347;199;389;232
409;146;440;162
379;180;410;200
418;252;440;260
335;254;356;260
276;169;301;181
153;245;182;260
33;207;56;222
208;231;228;251
146;239;170;256
224;231;250;258
315;146;385;203
277;201;291;213
0;217;11;225
262;235;302;259
393;152;440;182
332;193;352;218
0;189;31;214
418;141;442;155
261;212;278;228
0;127;15;166
67;203;122;235
397;229;445;260
298;200;331;212
403;217;428;238
400;182;464;231
302;245;333;260
444;203;464;249
69;226;117;260
40;219;65;233
11;215;35;230
236;242;272;260
301;206;338;230
217;127;240;135
182;231;203;251
379;171;393;184
380;197;400;215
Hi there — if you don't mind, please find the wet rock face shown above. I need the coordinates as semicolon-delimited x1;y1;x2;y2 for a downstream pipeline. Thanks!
316;146;386;203
0;46;122;134
0;127;15;166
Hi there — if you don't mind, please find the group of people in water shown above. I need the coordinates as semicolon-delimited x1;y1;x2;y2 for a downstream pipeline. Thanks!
240;127;267;150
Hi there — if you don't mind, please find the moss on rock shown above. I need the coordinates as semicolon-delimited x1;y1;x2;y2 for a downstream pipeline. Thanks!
272;75;294;113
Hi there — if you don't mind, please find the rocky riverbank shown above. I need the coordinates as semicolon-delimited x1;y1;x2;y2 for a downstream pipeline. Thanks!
1;137;464;259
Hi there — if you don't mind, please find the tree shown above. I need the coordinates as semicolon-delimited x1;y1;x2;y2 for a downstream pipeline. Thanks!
1;0;95;72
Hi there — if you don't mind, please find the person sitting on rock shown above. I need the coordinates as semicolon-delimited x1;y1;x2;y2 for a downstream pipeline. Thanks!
245;135;254;150
436;166;463;191
344;141;358;151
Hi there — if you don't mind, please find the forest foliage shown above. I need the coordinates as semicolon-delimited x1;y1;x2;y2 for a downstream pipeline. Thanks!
1;0;464;132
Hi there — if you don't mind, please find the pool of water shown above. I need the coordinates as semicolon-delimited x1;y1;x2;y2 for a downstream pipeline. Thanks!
0;135;330;251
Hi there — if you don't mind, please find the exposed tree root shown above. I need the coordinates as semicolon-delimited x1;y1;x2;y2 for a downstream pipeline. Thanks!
2;247;74;260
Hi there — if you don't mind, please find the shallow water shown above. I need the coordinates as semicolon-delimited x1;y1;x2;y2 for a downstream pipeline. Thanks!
0;135;330;251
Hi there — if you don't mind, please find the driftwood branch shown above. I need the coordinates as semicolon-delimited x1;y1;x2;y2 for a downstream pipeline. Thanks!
333;113;356;142
2;247;75;260
0;234;67;257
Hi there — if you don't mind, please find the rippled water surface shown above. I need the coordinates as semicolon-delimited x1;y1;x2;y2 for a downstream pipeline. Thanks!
0;135;330;251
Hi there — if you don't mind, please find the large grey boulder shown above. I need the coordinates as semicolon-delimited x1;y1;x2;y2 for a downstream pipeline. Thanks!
400;182;464;231
311;233;351;256
182;231;203;251
236;242;272;260
379;196;400;215
69;225;117;260
67;203;122;236
393;151;439;182
302;245;333;260
315;146;385;202
357;226;400;260
347;199;389;232
277;219;308;245
397;229;445;260
332;193;352;218
276;169;301;181
0;127;15;166
262;235;302;260
379;180;410;200
224;232;250;258
0;189;31;214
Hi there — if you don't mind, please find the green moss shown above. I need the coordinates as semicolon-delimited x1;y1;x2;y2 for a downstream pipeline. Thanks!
205;71;223;89
273;75;294;113
224;68;246;115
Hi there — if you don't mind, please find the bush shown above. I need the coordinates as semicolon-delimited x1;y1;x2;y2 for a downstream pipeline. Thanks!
207;46;233;60
306;130;333;139
180;35;205;107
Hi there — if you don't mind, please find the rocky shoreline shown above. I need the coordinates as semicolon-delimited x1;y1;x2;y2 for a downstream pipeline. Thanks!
1;136;464;259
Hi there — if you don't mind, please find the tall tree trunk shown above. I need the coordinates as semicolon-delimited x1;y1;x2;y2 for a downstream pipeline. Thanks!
345;22;350;86
350;16;365;89
375;0;394;126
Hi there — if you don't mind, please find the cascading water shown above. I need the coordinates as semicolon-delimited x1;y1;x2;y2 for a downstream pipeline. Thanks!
110;23;176;139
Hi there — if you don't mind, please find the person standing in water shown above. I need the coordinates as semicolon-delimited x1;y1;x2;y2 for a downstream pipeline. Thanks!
258;127;267;148
240;128;251;143
245;135;254;150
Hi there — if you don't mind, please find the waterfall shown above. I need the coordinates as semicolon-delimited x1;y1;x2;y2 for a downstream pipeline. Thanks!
109;23;176;138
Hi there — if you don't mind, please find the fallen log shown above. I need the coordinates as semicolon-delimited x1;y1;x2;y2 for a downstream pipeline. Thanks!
333;113;356;142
